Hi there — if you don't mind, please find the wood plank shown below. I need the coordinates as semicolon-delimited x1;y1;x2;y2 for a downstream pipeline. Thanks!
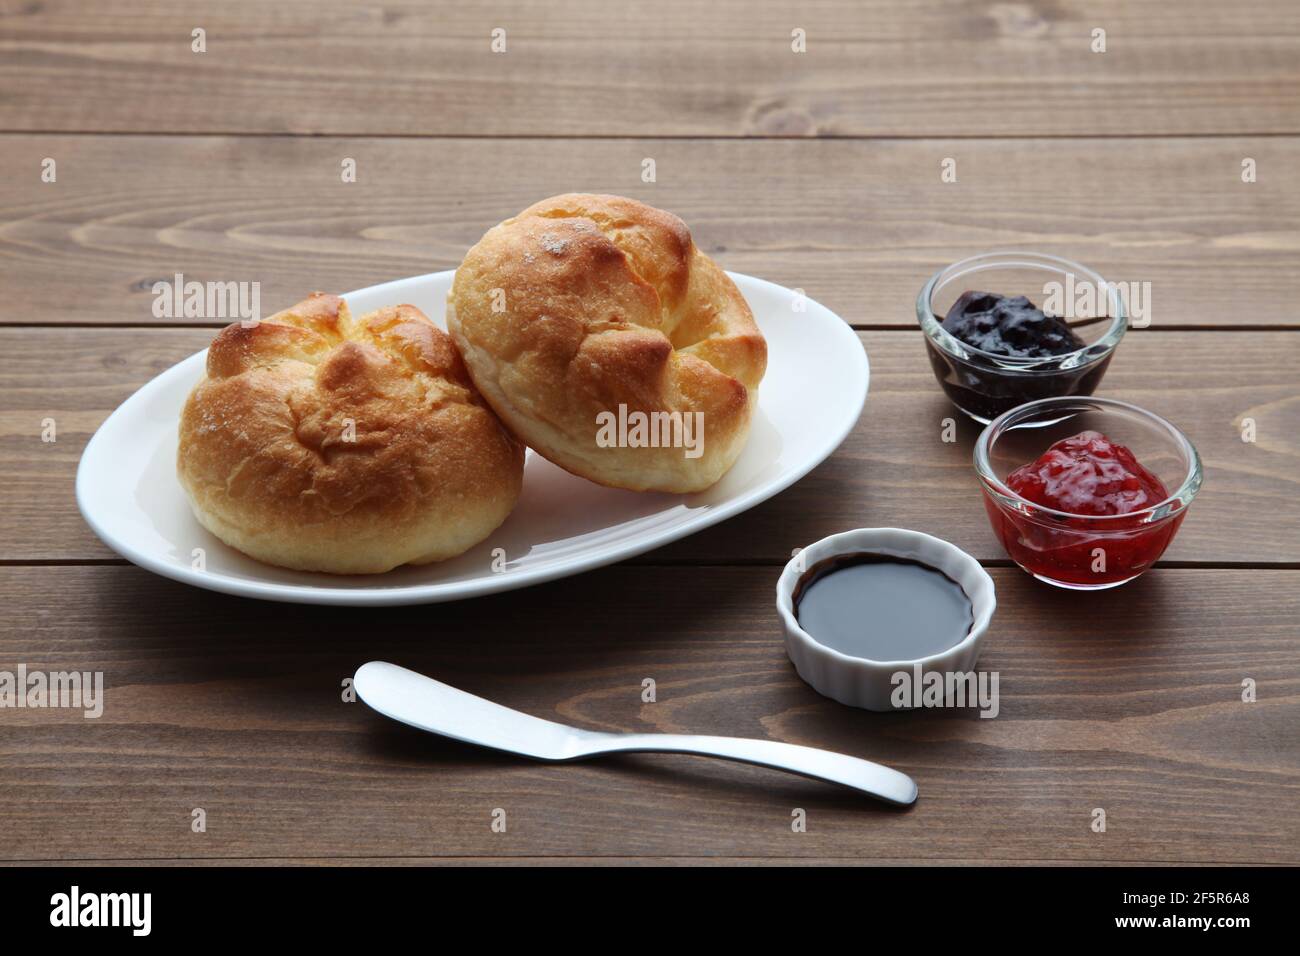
3;135;1299;328
2;328;1295;565
0;857;1245;867
0;564;1294;863
0;1;1297;136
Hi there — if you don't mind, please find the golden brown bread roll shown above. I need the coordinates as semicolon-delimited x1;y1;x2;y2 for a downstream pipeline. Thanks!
177;294;524;574
447;194;767;492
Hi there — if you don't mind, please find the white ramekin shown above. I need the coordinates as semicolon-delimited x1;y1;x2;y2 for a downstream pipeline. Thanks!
776;528;996;711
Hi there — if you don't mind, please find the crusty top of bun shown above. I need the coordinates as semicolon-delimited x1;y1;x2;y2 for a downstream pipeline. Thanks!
177;294;523;574
448;194;767;492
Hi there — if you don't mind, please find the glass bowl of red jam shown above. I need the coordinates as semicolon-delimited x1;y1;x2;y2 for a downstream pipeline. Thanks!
974;397;1202;590
918;252;1127;423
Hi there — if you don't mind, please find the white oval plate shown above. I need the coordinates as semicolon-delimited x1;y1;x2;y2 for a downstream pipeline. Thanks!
77;271;867;605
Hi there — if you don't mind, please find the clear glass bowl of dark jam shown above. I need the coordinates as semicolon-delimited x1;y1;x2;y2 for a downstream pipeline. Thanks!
974;397;1202;590
918;252;1127;424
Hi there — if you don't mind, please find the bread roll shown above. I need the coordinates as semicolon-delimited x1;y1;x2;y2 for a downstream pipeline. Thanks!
448;194;767;492
177;294;524;574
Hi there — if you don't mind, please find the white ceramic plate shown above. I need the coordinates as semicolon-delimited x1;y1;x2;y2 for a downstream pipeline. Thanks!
77;271;868;605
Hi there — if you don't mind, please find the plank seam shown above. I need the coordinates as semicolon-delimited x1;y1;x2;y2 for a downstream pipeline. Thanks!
4;323;1300;333
0;854;1290;865
1;131;1299;141
2;559;1298;570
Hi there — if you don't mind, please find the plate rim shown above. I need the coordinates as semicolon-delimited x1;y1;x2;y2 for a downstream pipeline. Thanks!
75;270;868;606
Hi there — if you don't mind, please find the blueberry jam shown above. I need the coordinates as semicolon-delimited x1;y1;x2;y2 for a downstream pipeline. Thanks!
941;292;1085;359
924;289;1113;423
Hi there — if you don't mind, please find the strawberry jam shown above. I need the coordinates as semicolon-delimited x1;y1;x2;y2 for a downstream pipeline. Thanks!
1005;431;1168;516
987;431;1182;587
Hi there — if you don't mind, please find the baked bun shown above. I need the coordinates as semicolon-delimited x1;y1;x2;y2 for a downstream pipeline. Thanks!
448;194;767;492
177;294;524;574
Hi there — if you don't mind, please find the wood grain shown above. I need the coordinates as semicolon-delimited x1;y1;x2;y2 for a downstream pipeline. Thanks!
0;564;1294;863
0;1;1297;136
3;328;1295;564
2;0;1297;870
2;135;1299;327
8;857;1229;867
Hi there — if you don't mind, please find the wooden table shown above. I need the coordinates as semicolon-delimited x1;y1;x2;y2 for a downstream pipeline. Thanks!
2;1;1297;866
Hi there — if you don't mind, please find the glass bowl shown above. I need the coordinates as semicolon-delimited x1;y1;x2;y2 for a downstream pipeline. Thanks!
973;397;1202;590
918;251;1127;424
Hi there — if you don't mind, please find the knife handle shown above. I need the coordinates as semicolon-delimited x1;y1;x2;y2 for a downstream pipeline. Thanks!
577;732;917;806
